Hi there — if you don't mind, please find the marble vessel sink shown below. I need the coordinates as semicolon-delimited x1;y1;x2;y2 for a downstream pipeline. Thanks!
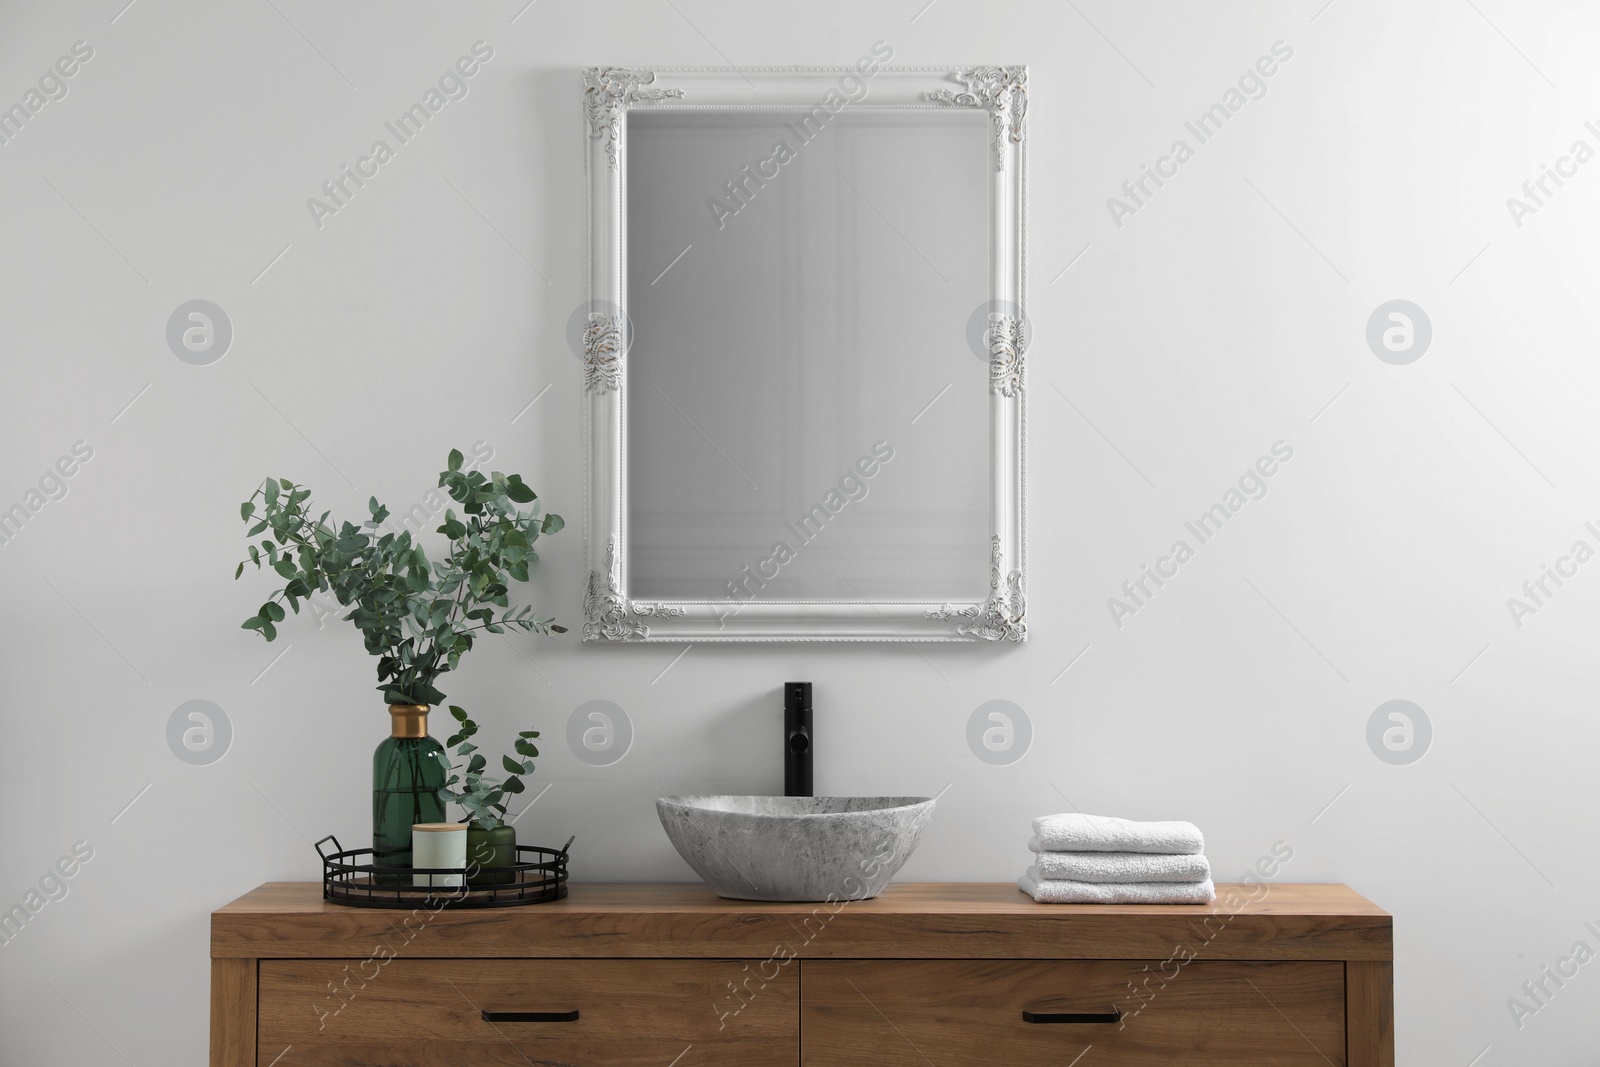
656;795;935;902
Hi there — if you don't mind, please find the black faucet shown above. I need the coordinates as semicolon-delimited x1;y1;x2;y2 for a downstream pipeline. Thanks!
784;681;812;797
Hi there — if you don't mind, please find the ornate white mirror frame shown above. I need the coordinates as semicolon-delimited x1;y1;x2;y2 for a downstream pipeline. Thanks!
582;66;1026;642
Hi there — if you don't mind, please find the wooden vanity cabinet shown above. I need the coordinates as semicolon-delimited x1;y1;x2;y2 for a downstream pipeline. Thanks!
212;882;1393;1066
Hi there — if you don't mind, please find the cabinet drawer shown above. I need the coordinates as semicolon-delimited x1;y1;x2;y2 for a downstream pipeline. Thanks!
258;957;796;1066
801;959;1345;1066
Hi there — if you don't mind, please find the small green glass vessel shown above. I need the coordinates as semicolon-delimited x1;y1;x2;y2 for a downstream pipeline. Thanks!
373;704;446;883
466;823;517;886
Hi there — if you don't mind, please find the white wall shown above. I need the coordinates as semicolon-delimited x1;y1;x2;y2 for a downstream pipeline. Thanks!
2;0;1596;1062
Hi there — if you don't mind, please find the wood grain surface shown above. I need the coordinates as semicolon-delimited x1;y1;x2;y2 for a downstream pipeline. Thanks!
213;882;1393;962
1347;959;1396;1067
801;958;1348;1066
208;958;256;1067
258;957;797;1066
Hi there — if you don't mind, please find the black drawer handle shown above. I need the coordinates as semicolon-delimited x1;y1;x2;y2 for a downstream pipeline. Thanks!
1022;1008;1122;1024
483;1010;580;1023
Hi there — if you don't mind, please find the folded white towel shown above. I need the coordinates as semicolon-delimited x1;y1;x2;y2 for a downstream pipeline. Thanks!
1028;845;1211;884
1018;867;1216;905
1031;812;1204;855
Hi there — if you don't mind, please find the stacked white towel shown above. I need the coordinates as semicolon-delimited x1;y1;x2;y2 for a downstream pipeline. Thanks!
1018;813;1215;905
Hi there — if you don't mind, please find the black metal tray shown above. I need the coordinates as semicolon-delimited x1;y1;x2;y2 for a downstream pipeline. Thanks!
315;834;571;909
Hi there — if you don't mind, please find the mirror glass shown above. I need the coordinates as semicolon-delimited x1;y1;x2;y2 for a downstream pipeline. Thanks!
625;108;992;602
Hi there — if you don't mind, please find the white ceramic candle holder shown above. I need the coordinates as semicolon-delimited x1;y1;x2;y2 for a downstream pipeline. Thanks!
411;823;467;888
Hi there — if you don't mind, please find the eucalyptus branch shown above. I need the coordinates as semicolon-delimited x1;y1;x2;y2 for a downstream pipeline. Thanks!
434;706;540;830
235;450;566;708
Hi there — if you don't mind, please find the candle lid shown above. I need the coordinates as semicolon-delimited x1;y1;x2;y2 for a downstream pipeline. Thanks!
412;823;467;832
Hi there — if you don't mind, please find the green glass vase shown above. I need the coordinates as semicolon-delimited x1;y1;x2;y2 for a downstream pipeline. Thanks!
466;822;517;886
372;704;446;883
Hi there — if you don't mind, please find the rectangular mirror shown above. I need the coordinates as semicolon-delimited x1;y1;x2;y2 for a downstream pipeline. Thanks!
582;65;1027;642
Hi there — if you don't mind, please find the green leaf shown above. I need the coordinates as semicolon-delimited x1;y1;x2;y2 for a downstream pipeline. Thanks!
502;754;525;775
450;705;468;723
467;754;486;775
541;513;565;534
242;616;265;631
447;449;464;472
237;461;564;713
514;739;539;757
234;562;244;580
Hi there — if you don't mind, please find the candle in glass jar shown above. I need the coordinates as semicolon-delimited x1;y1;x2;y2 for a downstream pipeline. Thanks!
411;823;467;888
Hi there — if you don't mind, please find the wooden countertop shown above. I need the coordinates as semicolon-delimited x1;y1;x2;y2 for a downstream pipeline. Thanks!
212;882;1391;962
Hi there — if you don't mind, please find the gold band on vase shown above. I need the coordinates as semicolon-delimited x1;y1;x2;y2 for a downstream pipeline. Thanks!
387;704;429;738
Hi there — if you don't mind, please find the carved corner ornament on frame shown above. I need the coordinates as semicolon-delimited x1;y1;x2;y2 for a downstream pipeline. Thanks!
926;537;1026;642
584;537;687;641
921;66;1027;171
583;67;685;171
